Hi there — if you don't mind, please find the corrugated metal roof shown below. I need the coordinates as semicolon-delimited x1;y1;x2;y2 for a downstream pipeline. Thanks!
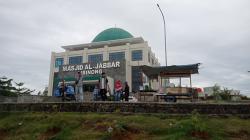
140;63;200;78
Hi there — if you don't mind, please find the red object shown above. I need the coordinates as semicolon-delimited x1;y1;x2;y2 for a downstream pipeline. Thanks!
115;80;122;91
197;88;203;93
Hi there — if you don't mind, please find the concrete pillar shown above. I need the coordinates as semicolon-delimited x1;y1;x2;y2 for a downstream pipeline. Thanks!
103;45;109;61
125;60;132;92
125;43;132;92
125;43;130;63
48;52;55;96
64;51;69;64
83;48;88;63
143;47;148;65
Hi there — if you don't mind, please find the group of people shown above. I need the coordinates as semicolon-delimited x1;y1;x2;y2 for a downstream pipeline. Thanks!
73;71;130;102
92;75;130;102
114;79;130;101
58;71;83;101
93;73;129;101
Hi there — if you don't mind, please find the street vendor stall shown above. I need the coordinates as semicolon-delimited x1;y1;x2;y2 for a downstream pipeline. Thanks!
140;63;200;102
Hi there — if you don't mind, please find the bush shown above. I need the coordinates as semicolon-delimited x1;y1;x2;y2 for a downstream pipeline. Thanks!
165;110;209;139
212;84;232;101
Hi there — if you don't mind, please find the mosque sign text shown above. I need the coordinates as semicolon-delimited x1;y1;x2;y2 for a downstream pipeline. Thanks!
60;61;122;75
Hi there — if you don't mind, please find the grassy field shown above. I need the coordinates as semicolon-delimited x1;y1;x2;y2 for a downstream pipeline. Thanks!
0;112;250;140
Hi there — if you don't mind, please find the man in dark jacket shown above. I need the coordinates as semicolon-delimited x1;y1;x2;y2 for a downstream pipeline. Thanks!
59;80;67;101
124;82;129;101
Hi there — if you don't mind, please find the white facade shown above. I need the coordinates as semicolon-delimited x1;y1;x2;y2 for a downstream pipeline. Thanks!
48;37;160;96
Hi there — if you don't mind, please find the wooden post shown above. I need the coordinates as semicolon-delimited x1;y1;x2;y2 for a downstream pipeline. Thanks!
161;77;162;87
190;75;192;88
179;77;182;87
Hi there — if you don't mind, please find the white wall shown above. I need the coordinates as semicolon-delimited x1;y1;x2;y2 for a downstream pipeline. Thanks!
48;38;160;95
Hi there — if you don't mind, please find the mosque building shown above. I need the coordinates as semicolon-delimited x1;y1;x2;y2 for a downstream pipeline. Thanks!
48;27;160;96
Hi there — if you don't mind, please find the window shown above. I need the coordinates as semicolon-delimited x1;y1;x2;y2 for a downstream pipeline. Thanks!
55;58;64;68
132;50;143;61
132;67;142;91
109;52;125;61
88;54;103;63
69;56;82;64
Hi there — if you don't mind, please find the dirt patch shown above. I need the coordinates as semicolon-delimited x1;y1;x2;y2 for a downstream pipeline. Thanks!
82;120;96;128
82;119;144;139
82;119;112;132
191;131;210;140
38;127;61;140
94;124;108;131
94;119;113;132
226;130;250;140
111;132;138;140
110;125;143;140
0;129;8;140
125;126;140;134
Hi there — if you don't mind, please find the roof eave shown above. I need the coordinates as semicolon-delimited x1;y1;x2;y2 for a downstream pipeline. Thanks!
61;37;145;51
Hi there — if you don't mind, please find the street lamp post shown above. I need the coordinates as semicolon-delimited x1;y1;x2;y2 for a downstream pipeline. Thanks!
157;3;167;66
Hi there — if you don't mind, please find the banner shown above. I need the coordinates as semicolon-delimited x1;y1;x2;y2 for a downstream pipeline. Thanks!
60;61;121;76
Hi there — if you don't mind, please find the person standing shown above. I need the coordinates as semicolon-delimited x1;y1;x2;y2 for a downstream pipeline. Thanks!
99;72;108;101
114;80;122;101
75;71;83;102
124;82;129;101
59;80;67;101
92;84;99;101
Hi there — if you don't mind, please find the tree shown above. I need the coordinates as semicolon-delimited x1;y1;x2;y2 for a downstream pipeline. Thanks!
42;88;48;96
0;76;34;96
0;76;17;96
37;91;42;96
212;84;235;101
14;82;34;96
220;88;231;100
212;84;221;100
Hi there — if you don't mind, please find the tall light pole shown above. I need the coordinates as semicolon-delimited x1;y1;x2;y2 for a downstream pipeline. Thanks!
157;3;167;66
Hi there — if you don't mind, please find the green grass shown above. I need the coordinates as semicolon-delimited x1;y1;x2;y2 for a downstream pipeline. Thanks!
0;112;249;140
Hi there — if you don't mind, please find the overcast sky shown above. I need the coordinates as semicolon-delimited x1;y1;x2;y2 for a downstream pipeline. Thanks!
0;0;249;95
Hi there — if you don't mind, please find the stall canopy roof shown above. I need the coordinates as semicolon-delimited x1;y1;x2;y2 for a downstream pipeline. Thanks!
140;63;200;78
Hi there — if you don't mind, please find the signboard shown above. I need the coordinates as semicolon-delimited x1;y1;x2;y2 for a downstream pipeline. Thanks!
53;60;126;94
60;61;121;76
